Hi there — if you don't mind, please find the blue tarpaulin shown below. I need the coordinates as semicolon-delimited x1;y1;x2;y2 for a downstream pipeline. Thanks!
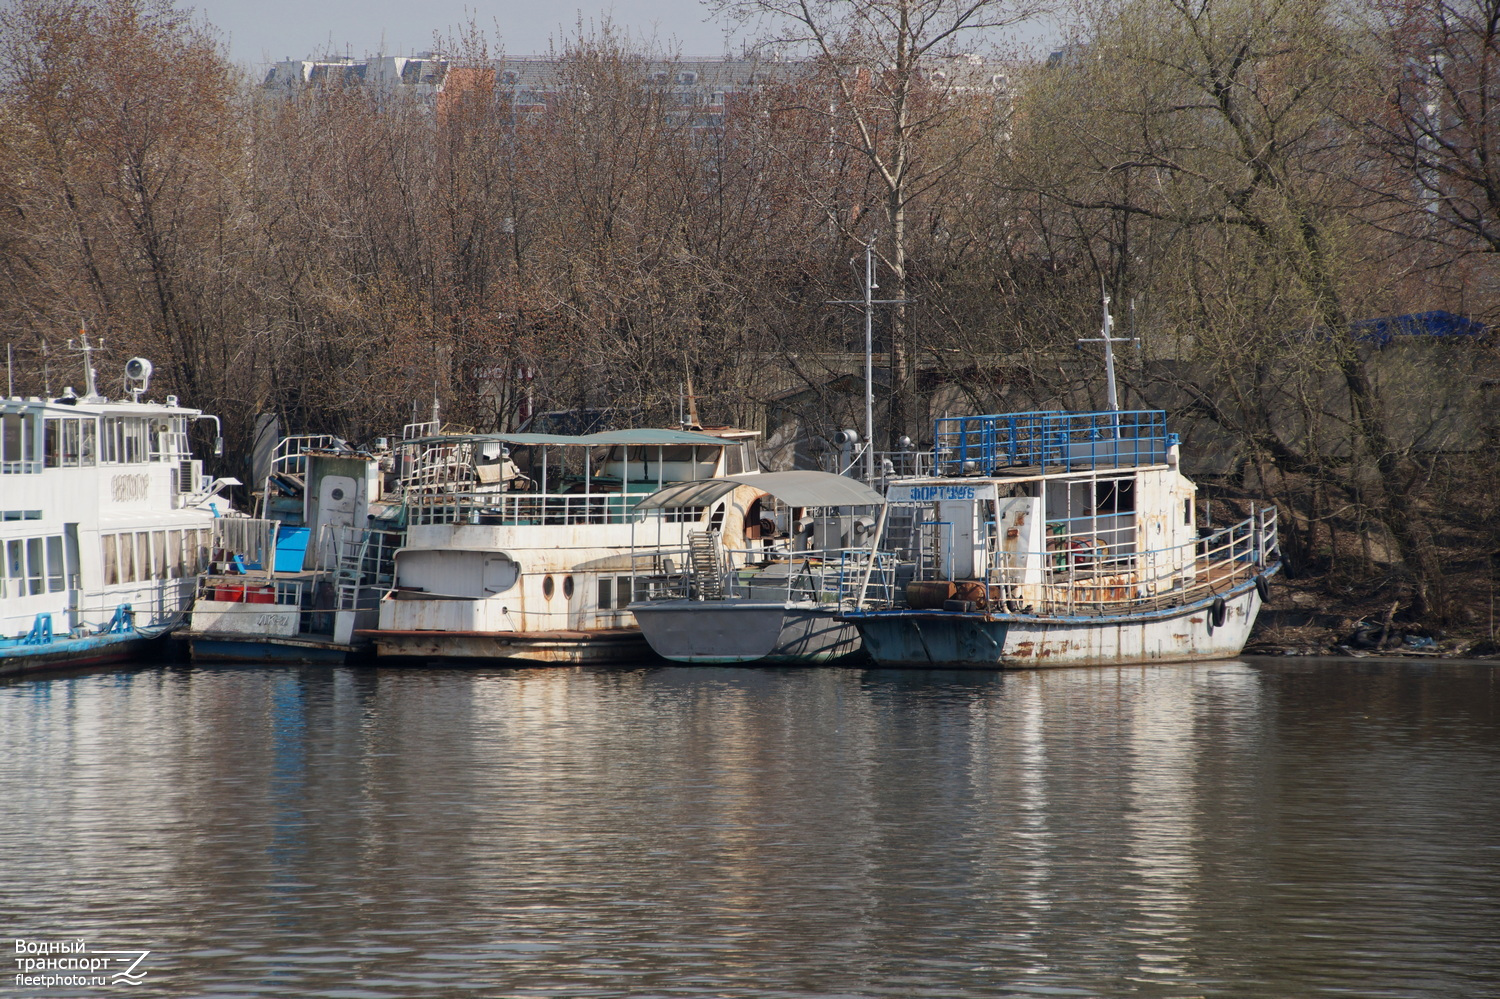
1350;310;1487;347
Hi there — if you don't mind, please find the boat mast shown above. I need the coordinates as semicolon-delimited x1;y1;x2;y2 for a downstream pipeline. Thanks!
69;328;104;403
862;244;874;483
825;241;908;482
1077;287;1138;432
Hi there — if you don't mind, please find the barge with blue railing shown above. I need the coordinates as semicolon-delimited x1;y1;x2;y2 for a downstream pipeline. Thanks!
843;409;1281;668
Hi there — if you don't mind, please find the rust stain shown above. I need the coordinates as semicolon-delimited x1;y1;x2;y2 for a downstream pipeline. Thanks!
1014;641;1035;656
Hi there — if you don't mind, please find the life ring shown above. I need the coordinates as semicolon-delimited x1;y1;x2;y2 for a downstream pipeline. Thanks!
1210;597;1228;629
1255;575;1270;603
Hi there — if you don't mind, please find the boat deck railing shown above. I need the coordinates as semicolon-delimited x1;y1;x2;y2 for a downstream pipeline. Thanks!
2;577;192;640
933;410;1172;475
194;572;341;636
631;543;894;606
398;441;478;494
863;507;1278;616
406;488;677;527
268;435;346;477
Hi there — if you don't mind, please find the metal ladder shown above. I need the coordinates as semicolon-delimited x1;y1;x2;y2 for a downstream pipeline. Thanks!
688;530;724;600
334;528;369;611
883;506;919;559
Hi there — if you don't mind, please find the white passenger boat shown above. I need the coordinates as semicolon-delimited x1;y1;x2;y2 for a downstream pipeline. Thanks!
367;426;763;664
0;347;234;675
843;409;1281;668
627;471;887;664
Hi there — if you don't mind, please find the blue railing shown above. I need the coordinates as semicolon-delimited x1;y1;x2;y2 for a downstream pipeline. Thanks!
933;410;1173;475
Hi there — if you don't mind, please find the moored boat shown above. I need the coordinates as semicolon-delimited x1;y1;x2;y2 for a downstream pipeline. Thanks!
366;426;764;664
1;344;234;675
842;408;1281;668
184;434;403;664
627;470;887;664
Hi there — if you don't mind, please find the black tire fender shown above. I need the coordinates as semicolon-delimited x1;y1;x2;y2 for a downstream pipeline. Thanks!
1210;596;1228;629
1255;575;1270;603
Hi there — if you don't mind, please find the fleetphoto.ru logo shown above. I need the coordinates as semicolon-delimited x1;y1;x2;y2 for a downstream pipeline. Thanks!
13;939;150;989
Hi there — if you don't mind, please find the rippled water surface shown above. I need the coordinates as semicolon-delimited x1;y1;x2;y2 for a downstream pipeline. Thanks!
2;658;1498;998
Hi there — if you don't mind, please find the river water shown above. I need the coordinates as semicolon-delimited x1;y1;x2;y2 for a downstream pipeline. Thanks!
2;657;1497;998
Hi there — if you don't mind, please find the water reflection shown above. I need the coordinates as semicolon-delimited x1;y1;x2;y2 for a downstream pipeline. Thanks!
1;659;1497;998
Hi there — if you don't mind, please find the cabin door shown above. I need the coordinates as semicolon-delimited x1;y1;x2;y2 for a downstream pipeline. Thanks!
64;524;81;630
937;499;979;580
316;474;359;567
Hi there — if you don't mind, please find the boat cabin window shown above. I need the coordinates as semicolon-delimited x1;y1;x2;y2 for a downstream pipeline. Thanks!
597;575;638;609
100;528;207;585
1;412;39;473
102;416;150;465
663;505;706;524
1095;479;1134;515
43;417;95;467
2;534;66;597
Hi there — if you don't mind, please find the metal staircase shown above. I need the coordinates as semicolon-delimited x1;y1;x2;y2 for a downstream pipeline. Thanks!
883;506;919;559
333;526;396;611
688;531;724;600
334;529;367;611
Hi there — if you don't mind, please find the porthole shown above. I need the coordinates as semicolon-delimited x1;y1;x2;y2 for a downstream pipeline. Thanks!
563;575;575;598
542;575;555;599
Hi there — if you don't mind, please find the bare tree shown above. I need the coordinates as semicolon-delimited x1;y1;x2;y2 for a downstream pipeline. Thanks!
714;0;1048;443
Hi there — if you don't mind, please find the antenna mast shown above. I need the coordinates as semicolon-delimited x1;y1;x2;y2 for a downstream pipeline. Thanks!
825;240;911;481
67;327;104;402
1077;287;1139;418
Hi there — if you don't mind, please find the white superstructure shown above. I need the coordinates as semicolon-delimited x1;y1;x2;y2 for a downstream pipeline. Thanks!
0;350;232;670
371;426;763;663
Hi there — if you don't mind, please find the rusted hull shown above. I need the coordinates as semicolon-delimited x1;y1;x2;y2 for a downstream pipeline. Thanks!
631;600;865;665
189;633;366;665
850;578;1266;669
367;628;650;665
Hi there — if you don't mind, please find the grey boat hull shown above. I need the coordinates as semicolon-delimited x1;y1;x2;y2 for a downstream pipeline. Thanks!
630;599;865;665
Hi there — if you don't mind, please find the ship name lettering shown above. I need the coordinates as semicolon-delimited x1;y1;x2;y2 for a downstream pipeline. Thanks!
111;474;150;503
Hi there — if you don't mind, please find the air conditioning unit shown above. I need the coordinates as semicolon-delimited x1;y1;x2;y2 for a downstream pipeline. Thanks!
178;459;202;495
